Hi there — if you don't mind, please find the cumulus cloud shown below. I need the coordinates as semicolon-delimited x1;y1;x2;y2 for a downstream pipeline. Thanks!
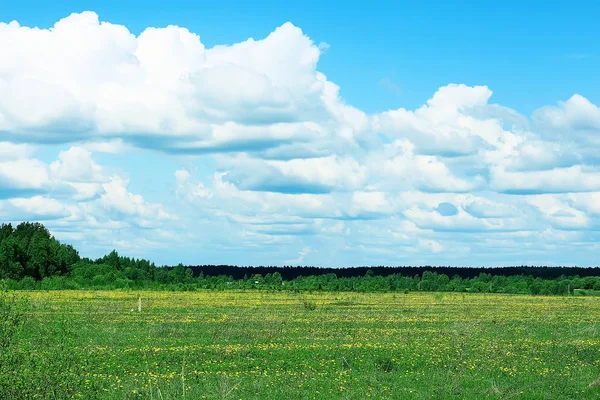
373;84;506;156
0;196;71;220
0;142;36;159
351;191;390;215
0;141;175;255
0;12;365;157
175;169;212;200
567;192;600;216
524;194;590;230
463;198;516;219
404;206;518;233
490;165;600;194
99;176;174;224
533;94;600;135
0;158;49;194
50;147;105;182
379;150;481;193
285;247;312;266
418;239;444;254
221;155;367;194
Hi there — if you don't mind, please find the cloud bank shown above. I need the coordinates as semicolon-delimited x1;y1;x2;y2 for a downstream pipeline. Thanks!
1;12;599;266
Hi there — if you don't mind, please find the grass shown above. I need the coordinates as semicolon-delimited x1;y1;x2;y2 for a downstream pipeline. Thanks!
2;290;600;399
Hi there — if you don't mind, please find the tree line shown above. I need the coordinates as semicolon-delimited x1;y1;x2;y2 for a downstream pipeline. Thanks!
1;222;599;295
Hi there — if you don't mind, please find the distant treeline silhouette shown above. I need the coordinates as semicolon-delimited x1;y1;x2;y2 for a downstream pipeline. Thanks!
184;265;600;281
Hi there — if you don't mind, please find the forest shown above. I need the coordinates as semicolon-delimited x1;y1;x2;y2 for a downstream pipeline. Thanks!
1;221;599;295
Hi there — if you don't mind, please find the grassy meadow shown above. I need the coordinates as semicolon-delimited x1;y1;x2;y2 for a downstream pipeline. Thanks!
3;290;600;399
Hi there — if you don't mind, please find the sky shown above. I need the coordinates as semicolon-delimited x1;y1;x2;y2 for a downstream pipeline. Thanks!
0;2;599;267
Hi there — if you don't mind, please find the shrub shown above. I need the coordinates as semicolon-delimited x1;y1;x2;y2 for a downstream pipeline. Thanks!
375;356;396;373
16;277;37;290
301;299;317;311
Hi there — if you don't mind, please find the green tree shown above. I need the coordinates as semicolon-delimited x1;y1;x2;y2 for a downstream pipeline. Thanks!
0;223;14;243
104;250;121;269
27;231;53;279
0;236;24;280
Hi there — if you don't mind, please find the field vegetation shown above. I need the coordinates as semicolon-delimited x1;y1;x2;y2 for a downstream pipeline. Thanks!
2;290;600;399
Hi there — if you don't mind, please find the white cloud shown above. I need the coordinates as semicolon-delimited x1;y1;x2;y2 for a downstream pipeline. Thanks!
50;146;105;182
264;156;367;192
418;239;444;254
533;94;600;135
351;191;390;213
0;142;36;159
0;196;71;220
404;206;519;232
373;84;507;156
463;198;516;218
0;158;49;190
0;141;176;252
490;165;600;194
175;169;212;200
379;150;481;192
99;176;175;224
567;192;600;216
524;194;590;230
0;12;364;156
9;196;70;217
285;247;311;265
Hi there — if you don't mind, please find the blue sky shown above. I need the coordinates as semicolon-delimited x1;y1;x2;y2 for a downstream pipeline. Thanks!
0;2;599;266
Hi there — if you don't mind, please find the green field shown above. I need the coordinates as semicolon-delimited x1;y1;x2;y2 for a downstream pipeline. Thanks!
2;290;600;399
